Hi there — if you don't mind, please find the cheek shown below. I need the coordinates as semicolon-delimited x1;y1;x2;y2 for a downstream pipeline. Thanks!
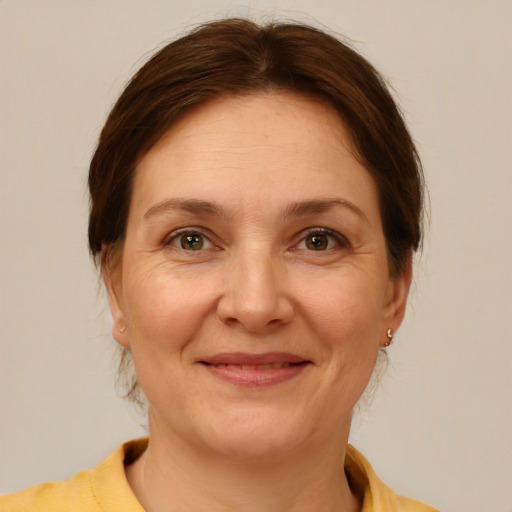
299;272;385;349
296;278;383;429
120;271;211;406
122;266;221;353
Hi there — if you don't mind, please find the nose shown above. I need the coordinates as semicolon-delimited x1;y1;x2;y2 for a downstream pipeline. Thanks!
216;247;294;333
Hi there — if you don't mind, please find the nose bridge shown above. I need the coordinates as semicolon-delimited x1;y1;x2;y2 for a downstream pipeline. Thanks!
238;242;278;306
217;240;293;332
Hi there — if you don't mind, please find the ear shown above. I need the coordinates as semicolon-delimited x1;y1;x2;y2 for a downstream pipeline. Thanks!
101;244;130;348
381;252;413;345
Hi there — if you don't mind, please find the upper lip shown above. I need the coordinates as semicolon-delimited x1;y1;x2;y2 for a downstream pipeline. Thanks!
199;352;309;366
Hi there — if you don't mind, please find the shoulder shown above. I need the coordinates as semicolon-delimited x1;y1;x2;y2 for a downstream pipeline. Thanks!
395;494;440;512
0;439;148;512
345;445;439;512
0;470;97;512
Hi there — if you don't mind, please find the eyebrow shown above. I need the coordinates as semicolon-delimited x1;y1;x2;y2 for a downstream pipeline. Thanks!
143;197;368;223
284;198;369;223
143;198;227;221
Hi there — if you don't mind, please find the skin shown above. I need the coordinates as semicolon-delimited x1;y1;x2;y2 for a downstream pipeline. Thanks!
105;92;412;512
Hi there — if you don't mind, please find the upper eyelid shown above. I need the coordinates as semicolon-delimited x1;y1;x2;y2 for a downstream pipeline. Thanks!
301;227;347;240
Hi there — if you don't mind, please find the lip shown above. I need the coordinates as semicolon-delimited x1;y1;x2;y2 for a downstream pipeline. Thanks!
198;352;311;387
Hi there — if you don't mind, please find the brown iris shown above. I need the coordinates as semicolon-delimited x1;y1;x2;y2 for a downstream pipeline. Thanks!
305;234;329;250
180;233;204;250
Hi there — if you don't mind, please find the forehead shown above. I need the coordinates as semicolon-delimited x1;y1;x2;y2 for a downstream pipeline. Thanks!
146;91;351;157
131;91;378;220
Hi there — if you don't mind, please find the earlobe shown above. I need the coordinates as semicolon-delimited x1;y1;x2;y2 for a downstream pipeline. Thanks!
382;253;413;344
101;244;130;348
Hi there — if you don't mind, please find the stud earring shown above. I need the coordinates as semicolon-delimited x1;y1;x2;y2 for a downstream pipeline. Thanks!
384;328;393;347
119;326;126;333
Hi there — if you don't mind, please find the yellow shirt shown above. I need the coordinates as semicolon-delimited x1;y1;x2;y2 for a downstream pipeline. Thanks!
0;439;438;511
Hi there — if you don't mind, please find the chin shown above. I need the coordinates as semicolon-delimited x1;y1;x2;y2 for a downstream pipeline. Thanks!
194;407;319;462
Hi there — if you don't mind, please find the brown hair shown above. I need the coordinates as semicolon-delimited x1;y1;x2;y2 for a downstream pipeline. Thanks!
88;18;424;404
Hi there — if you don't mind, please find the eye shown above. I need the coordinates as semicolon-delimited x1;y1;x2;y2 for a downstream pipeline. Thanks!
298;228;346;251
164;230;214;251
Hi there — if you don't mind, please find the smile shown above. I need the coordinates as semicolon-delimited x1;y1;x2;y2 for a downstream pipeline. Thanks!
209;362;294;370
199;353;311;387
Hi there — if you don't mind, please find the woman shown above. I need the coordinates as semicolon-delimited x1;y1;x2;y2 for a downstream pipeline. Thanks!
1;18;438;512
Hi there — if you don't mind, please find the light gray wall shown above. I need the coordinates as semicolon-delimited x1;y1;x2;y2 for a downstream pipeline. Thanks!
1;1;511;511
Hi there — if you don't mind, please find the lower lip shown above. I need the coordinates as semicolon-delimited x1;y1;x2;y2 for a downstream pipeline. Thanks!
201;363;310;387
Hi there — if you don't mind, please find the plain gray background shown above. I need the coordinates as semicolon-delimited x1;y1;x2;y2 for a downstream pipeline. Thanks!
1;1;511;511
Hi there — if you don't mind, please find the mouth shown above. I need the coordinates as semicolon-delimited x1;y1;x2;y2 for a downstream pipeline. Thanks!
207;362;300;370
198;353;311;387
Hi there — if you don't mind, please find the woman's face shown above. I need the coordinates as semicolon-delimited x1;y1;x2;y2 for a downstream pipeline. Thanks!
107;92;411;459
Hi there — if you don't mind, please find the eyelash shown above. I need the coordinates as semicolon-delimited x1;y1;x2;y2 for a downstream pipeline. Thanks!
295;228;349;252
162;227;348;253
162;228;215;251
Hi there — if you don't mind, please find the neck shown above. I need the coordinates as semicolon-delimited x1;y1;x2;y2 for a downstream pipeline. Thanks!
126;414;361;512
